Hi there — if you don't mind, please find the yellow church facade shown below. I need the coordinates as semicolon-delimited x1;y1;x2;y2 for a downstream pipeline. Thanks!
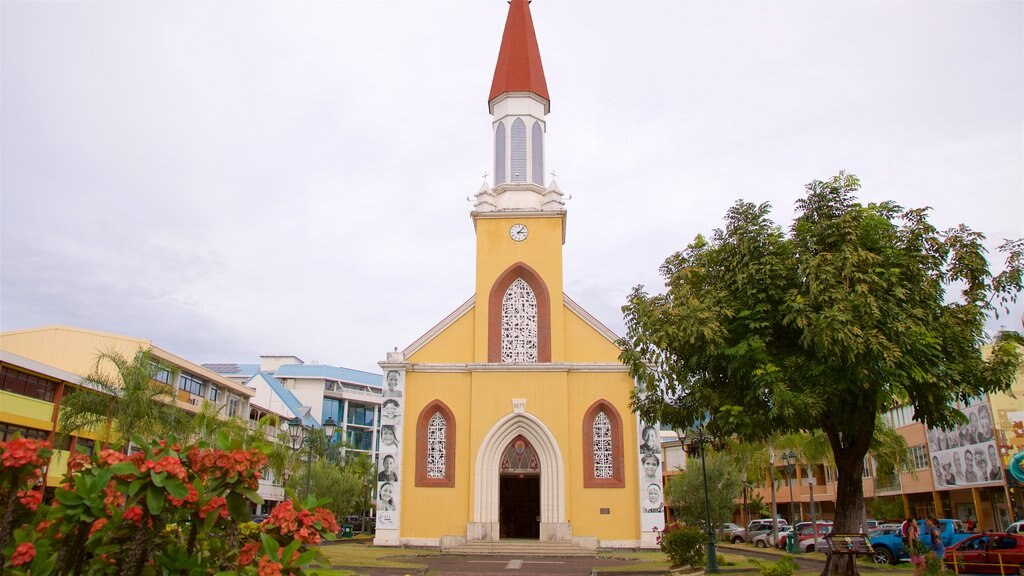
373;0;662;550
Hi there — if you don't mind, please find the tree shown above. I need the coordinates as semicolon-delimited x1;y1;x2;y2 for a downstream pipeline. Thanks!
291;460;363;521
870;496;905;522
665;450;742;529
620;172;1023;574
58;348;189;450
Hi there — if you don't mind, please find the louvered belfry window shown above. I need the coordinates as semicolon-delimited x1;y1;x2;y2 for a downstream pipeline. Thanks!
510;118;527;183
531;121;544;185
426;412;447;479
501;277;538;363
593;411;613;479
495;122;506;185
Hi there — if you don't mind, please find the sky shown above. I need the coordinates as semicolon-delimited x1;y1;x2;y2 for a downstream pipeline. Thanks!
2;0;1022;375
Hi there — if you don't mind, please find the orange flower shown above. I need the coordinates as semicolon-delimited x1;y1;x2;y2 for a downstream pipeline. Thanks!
17;489;43;511
11;542;35;566
123;505;144;524
238;542;259;566
89;518;109;537
257;555;282;576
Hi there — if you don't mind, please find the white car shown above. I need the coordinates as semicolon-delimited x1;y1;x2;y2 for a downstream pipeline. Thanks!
752;526;792;548
1007;520;1024;535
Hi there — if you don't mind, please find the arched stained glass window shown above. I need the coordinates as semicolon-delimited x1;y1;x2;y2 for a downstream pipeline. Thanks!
592;411;613;479
427;412;447;479
501;277;538;363
531;121;544;185
510;118;526;183
495;122;506;185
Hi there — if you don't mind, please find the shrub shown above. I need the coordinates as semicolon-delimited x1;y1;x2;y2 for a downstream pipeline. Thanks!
0;434;339;576
658;522;705;568
750;556;798;576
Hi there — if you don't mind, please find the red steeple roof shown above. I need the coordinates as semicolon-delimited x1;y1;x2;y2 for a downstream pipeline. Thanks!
488;0;549;108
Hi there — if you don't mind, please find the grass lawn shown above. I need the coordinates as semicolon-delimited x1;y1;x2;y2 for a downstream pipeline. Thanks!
318;541;442;570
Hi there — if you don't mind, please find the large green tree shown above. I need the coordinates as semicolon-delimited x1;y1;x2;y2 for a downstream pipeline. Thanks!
620;172;1022;573
58;348;189;450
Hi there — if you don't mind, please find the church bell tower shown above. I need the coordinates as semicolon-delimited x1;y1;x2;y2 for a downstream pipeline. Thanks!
472;0;567;365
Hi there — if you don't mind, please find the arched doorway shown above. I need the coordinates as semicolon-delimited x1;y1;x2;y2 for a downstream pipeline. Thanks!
469;411;570;542
499;435;540;538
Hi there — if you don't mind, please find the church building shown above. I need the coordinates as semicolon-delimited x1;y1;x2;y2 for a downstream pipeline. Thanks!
373;0;663;550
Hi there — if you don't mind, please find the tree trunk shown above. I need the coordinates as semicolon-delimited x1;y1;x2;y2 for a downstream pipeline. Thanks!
823;425;871;576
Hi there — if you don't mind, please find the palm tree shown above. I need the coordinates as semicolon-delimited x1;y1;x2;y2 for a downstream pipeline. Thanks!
58;347;189;451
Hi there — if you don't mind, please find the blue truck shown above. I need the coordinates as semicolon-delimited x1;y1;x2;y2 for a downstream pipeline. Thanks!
869;519;971;565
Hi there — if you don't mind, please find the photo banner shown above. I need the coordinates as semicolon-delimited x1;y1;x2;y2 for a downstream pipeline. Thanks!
376;370;404;528
638;418;665;532
926;400;1003;491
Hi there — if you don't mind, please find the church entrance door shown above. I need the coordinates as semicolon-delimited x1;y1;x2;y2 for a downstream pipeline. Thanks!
498;435;540;539
499;475;539;538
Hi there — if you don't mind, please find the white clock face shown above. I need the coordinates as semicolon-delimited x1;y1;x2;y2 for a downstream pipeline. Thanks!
510;224;528;242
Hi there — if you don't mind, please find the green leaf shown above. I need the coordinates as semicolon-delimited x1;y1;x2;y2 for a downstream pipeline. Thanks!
150;470;167;487
128;478;148;497
260;533;281;558
146;485;165;515
55;488;83;505
164;478;189;499
239;487;264;504
226;492;250;522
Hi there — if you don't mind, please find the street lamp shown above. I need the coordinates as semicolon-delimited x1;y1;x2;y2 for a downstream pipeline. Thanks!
676;425;719;574
781;450;798;526
287;416;337;499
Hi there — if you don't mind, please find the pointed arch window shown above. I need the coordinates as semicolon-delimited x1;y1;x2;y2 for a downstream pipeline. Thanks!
494;122;506;185
501;278;538;363
583;400;624;488
416;400;456;487
531;121;544;185
488;262;551;363
510;118;527;183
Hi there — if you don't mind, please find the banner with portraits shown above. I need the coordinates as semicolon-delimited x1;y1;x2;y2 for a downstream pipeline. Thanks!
376;370;404;529
926;400;1002;491
638;419;665;532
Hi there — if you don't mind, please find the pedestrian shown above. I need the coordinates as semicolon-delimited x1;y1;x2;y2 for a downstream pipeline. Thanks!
907;516;925;576
927;516;946;574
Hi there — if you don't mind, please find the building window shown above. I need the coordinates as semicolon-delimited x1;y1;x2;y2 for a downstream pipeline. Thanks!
416;400;456;487
426;413;446;479
346;428;374;451
510;118;526;182
863;457;873;478
151;362;172;385
582;400;625;488
323;398;342;424
227;396;239;417
208;386;219;402
0;367;58;402
501;277;538;363
0;422;49;442
593;412;612;479
347;404;375;427
494;122;506;184
74;437;96;455
179;374;204;396
488;262;551;363
909;445;929;470
531;120;543;185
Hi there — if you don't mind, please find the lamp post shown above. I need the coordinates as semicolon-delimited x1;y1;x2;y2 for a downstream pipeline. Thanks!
287;416;337;499
768;449;779;548
676;425;719;573
781;450;798;527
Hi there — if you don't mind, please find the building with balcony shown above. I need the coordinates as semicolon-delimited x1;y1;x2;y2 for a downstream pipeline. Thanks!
0;325;255;490
204;356;383;461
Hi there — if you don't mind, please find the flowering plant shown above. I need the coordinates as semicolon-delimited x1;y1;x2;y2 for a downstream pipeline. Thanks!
0;434;337;576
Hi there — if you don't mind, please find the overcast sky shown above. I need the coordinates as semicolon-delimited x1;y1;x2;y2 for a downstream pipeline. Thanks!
2;0;1022;374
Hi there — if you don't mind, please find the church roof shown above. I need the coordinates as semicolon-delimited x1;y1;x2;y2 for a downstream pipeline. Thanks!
488;0;549;107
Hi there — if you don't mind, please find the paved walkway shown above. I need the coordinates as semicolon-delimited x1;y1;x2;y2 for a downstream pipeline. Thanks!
331;554;664;576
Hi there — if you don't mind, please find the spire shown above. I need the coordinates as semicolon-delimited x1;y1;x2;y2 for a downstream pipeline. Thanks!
488;0;549;112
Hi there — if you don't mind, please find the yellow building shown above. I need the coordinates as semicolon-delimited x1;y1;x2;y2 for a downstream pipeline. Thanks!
372;0;661;551
0;325;254;489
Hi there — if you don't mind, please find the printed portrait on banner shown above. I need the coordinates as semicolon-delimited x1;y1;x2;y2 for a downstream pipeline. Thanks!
927;400;1003;490
637;420;665;531
376;369;404;529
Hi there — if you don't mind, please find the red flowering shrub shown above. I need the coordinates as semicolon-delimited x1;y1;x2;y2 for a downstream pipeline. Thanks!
0;434;335;576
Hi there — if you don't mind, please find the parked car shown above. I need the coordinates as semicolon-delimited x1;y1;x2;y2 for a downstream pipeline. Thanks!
731;518;788;544
943;533;1024;574
752;526;793;548
718;523;743;541
799;526;834;552
870;519;971;565
1006;521;1024;535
